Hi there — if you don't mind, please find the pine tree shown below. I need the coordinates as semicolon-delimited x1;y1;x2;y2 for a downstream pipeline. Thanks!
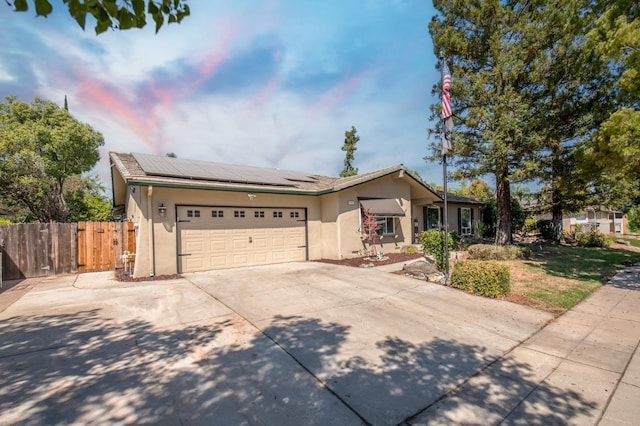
340;126;359;178
428;0;609;243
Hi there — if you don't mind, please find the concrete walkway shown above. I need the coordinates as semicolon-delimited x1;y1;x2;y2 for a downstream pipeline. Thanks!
407;262;640;425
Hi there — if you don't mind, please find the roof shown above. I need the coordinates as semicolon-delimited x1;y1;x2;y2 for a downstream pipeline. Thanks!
110;151;442;198
435;191;485;205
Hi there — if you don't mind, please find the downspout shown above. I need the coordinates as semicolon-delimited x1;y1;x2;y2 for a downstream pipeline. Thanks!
147;186;155;277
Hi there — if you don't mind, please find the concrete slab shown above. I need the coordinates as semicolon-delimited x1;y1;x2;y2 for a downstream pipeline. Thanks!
503;360;619;425
1;261;638;425
599;382;640;426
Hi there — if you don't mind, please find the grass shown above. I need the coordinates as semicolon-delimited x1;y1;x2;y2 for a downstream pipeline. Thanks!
621;238;640;248
503;245;640;315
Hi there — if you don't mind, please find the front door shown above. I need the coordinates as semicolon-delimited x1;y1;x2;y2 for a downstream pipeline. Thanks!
423;206;441;231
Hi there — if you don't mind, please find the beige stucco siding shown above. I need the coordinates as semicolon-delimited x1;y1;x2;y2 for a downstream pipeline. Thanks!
331;176;413;258
118;168;453;277
128;185;322;277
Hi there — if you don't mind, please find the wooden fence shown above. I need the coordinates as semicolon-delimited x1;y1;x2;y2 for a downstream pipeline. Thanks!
0;222;135;281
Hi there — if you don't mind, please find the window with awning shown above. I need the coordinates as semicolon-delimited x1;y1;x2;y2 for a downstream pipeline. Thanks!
359;199;405;217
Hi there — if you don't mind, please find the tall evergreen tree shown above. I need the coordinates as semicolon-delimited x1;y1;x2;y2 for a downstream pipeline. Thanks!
340;126;360;178
429;0;610;243
525;1;614;241
428;1;539;244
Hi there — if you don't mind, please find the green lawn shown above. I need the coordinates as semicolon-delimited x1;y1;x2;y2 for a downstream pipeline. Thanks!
622;238;640;248
507;245;640;314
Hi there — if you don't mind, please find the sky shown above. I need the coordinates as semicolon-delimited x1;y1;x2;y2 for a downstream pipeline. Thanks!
0;1;446;191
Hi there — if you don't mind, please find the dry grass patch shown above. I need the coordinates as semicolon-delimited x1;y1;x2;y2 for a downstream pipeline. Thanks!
497;245;640;315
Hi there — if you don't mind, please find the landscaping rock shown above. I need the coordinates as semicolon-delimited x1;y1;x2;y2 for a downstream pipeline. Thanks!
403;260;439;281
616;239;631;246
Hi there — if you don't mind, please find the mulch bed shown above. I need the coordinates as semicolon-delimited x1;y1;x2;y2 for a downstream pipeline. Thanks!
115;271;183;282
315;252;424;268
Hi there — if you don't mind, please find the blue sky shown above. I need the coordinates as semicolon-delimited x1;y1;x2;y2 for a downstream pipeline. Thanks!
0;1;445;189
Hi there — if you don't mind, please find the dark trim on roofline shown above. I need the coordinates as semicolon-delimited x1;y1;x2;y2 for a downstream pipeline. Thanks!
126;180;321;196
125;168;444;199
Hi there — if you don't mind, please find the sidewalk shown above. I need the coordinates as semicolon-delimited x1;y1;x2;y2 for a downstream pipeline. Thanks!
407;262;640;425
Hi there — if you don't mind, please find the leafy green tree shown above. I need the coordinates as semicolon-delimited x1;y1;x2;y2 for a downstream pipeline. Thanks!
0;96;105;222
340;126;359;178
7;0;190;34
627;205;640;233
583;1;640;206
65;175;112;222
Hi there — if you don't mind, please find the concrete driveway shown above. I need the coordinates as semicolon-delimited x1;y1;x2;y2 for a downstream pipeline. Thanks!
0;262;553;425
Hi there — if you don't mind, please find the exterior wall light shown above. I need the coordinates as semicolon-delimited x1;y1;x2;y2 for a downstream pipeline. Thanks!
158;203;167;217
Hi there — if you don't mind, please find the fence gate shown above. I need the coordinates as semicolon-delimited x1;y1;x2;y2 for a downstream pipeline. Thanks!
1;222;136;281
77;221;135;273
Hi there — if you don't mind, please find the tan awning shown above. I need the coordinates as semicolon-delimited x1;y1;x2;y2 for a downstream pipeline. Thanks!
360;199;405;217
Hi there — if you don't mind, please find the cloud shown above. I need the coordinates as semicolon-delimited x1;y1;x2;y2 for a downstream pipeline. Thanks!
0;1;446;191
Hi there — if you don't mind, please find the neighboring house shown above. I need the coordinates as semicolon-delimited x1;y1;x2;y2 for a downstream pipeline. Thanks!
110;152;481;277
564;206;628;235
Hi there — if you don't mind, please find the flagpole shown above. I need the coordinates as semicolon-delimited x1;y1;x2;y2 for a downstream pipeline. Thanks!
440;56;450;278
443;136;449;278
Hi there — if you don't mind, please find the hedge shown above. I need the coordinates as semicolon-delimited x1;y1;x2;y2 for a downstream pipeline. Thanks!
450;260;511;298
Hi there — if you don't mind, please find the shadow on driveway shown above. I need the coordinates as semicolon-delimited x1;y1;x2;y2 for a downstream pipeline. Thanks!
0;310;597;425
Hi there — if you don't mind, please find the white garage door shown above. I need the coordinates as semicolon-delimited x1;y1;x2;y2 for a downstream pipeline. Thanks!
177;206;307;273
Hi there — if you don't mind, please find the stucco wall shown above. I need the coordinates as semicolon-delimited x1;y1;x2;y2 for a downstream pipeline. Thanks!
332;176;412;258
125;174;431;277
128;185;323;277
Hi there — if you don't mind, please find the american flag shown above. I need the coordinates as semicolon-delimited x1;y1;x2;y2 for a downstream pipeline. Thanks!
441;62;452;120
441;61;453;155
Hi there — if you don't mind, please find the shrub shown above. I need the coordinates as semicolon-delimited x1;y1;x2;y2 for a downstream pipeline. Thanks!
450;261;511;298
401;245;419;254
420;230;455;271
574;230;612;248
536;220;554;240
467;244;531;260
522;216;538;236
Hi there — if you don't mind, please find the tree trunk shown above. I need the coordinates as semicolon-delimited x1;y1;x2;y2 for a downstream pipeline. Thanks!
495;172;513;245
551;187;564;242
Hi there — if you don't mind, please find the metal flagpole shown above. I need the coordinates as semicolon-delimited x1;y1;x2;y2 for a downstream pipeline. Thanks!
443;150;449;277
440;57;452;278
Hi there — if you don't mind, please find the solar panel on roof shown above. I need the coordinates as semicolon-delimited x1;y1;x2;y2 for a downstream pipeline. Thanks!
132;153;318;186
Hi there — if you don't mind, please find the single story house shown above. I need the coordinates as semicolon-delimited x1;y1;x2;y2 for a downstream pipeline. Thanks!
110;152;482;277
564;206;628;235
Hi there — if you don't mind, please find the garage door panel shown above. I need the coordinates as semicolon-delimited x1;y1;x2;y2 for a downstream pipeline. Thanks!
185;241;204;253
210;255;228;268
178;206;306;273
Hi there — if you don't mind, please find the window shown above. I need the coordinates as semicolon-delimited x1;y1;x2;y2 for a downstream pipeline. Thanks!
187;210;200;218
290;211;300;218
426;207;440;230
234;210;245;218
460;208;472;235
361;211;395;236
187;210;193;217
273;211;283;218
254;211;265;218
376;217;395;235
194;210;200;218
211;210;224;218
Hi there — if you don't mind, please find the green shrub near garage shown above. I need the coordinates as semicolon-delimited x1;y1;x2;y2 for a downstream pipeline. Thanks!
450;260;511;298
